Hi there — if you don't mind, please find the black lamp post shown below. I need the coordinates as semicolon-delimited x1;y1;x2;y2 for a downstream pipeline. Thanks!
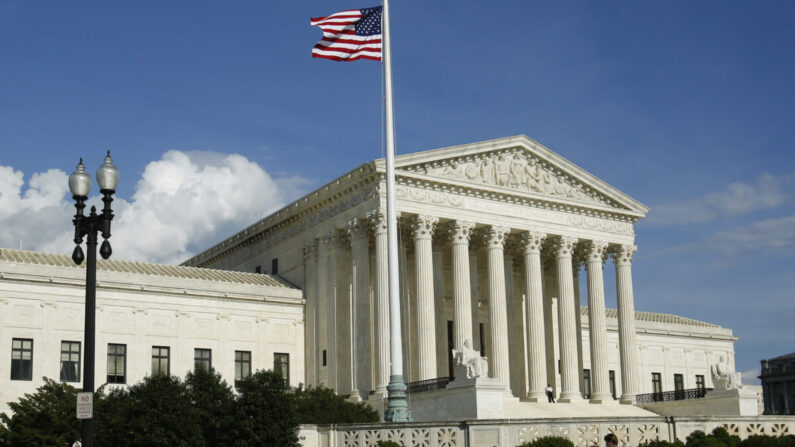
68;152;119;447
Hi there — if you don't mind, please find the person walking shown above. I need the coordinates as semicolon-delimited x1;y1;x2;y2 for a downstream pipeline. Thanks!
546;384;555;403
604;433;619;447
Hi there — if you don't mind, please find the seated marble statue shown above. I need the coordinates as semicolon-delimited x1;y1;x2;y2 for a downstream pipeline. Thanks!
452;339;488;379
710;356;740;390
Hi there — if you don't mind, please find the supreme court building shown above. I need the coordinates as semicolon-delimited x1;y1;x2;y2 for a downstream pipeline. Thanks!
182;135;737;406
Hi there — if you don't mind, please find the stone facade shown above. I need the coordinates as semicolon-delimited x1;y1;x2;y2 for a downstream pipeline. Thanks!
183;136;737;406
761;352;795;415
0;248;304;416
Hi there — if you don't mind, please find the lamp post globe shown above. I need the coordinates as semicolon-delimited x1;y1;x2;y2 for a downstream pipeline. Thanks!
69;159;92;198
96;151;119;191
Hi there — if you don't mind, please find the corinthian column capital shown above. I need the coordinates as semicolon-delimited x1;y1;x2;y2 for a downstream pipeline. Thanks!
521;231;546;254
409;214;439;240
303;239;319;261
346;217;369;240
485;225;511;249
448;220;475;245
612;244;637;265
367;209;395;235
553;236;578;259
584;240;609;264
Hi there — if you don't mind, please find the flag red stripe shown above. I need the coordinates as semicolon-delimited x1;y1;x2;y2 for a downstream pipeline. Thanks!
312;53;381;62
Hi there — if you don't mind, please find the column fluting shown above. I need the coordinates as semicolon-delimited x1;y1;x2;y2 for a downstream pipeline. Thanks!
585;240;612;403
449;221;475;351
368;210;389;395
521;231;547;402
614;244;640;404
348;218;371;398
303;241;319;386
411;214;439;380
486;225;511;390
554;235;582;402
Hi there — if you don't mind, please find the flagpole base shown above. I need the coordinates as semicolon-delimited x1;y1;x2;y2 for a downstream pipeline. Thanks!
383;374;412;422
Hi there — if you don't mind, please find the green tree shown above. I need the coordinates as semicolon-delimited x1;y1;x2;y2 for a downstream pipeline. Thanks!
184;365;241;446
235;369;299;447
518;435;575;447
0;378;80;447
95;374;205;447
295;385;379;424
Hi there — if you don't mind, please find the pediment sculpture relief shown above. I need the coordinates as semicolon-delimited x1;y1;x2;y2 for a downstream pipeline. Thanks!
402;151;617;208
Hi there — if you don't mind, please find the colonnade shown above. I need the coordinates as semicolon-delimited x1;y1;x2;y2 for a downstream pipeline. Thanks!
304;211;642;404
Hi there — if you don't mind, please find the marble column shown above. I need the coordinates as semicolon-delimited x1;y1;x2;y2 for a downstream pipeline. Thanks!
450;221;475;351
367;210;389;395
542;267;558;392
486;225;511;390
335;233;352;395
303;240;319;386
573;261;585;396
316;234;332;386
469;248;481;353
432;241;447;377
348;218;371;398
614;244;640;404
521;231;547;402
554;236;582;402
411;214;439;381
505;247;525;397
585;240;612;403
321;231;339;390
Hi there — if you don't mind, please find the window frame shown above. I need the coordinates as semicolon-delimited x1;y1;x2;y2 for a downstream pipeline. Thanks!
11;338;33;381
652;372;663;395
194;348;212;370
695;374;705;391
274;352;290;386
151;346;170;376
59;340;81;383
107;343;127;384
235;350;252;387
609;370;617;399
582;368;592;399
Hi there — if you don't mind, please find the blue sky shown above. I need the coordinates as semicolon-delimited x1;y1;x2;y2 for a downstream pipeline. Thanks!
1;1;793;383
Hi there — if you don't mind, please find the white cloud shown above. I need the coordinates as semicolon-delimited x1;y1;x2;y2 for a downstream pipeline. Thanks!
645;173;791;226
740;368;761;386
704;215;795;257
0;151;308;264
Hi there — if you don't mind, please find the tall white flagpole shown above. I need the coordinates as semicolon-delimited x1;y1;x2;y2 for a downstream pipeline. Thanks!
381;0;412;423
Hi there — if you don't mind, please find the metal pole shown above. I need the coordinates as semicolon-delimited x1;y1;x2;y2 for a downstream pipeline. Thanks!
81;224;97;447
382;0;411;423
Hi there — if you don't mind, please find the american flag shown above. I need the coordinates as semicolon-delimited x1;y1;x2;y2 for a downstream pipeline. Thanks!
310;6;382;62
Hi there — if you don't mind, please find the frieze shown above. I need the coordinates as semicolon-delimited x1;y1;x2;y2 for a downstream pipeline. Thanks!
395;186;465;207
400;148;620;208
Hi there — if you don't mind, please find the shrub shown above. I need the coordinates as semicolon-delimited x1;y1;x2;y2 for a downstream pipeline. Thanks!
376;441;405;447
739;435;795;447
184;366;241;446
0;378;80;447
295;385;379;424
235;369;299;447
518;435;575;447
642;440;685;447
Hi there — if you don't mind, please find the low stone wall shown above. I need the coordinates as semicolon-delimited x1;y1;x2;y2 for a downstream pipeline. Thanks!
299;416;795;447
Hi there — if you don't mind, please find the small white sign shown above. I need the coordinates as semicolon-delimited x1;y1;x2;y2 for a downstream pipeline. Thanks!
76;392;93;419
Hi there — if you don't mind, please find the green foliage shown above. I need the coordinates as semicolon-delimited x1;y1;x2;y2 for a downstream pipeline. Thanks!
94;374;205;447
0;378;80;447
739;435;795;447
235;369;299;447
295;385;379;424
642;441;685;447
184;366;241;446
518;435;575;447
376;441;405;447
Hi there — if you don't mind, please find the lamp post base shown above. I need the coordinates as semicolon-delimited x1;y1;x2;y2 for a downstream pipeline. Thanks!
384;375;412;422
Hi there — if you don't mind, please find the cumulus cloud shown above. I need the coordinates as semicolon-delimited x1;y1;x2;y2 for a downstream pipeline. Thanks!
645;173;792;226
0;151;308;264
703;215;795;257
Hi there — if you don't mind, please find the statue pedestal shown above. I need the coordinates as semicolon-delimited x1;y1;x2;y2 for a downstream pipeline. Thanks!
407;364;513;421
702;387;761;416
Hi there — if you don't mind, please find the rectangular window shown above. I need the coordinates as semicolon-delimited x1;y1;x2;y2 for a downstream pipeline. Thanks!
652;372;662;395
271;258;279;275
583;369;592;399
255;265;261;274
695;374;705;391
107;344;126;384
274;353;289;385
447;320;454;378
235;350;251;386
674;373;684;399
152;346;170;376
609;370;617;399
322;349;327;366
479;323;486;357
60;341;81;382
11;338;33;381
194;348;212;370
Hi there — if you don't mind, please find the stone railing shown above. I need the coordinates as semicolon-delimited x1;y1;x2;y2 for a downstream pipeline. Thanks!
636;387;712;404
299;416;795;447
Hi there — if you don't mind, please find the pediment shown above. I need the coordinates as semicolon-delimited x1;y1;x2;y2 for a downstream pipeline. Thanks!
391;135;649;216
